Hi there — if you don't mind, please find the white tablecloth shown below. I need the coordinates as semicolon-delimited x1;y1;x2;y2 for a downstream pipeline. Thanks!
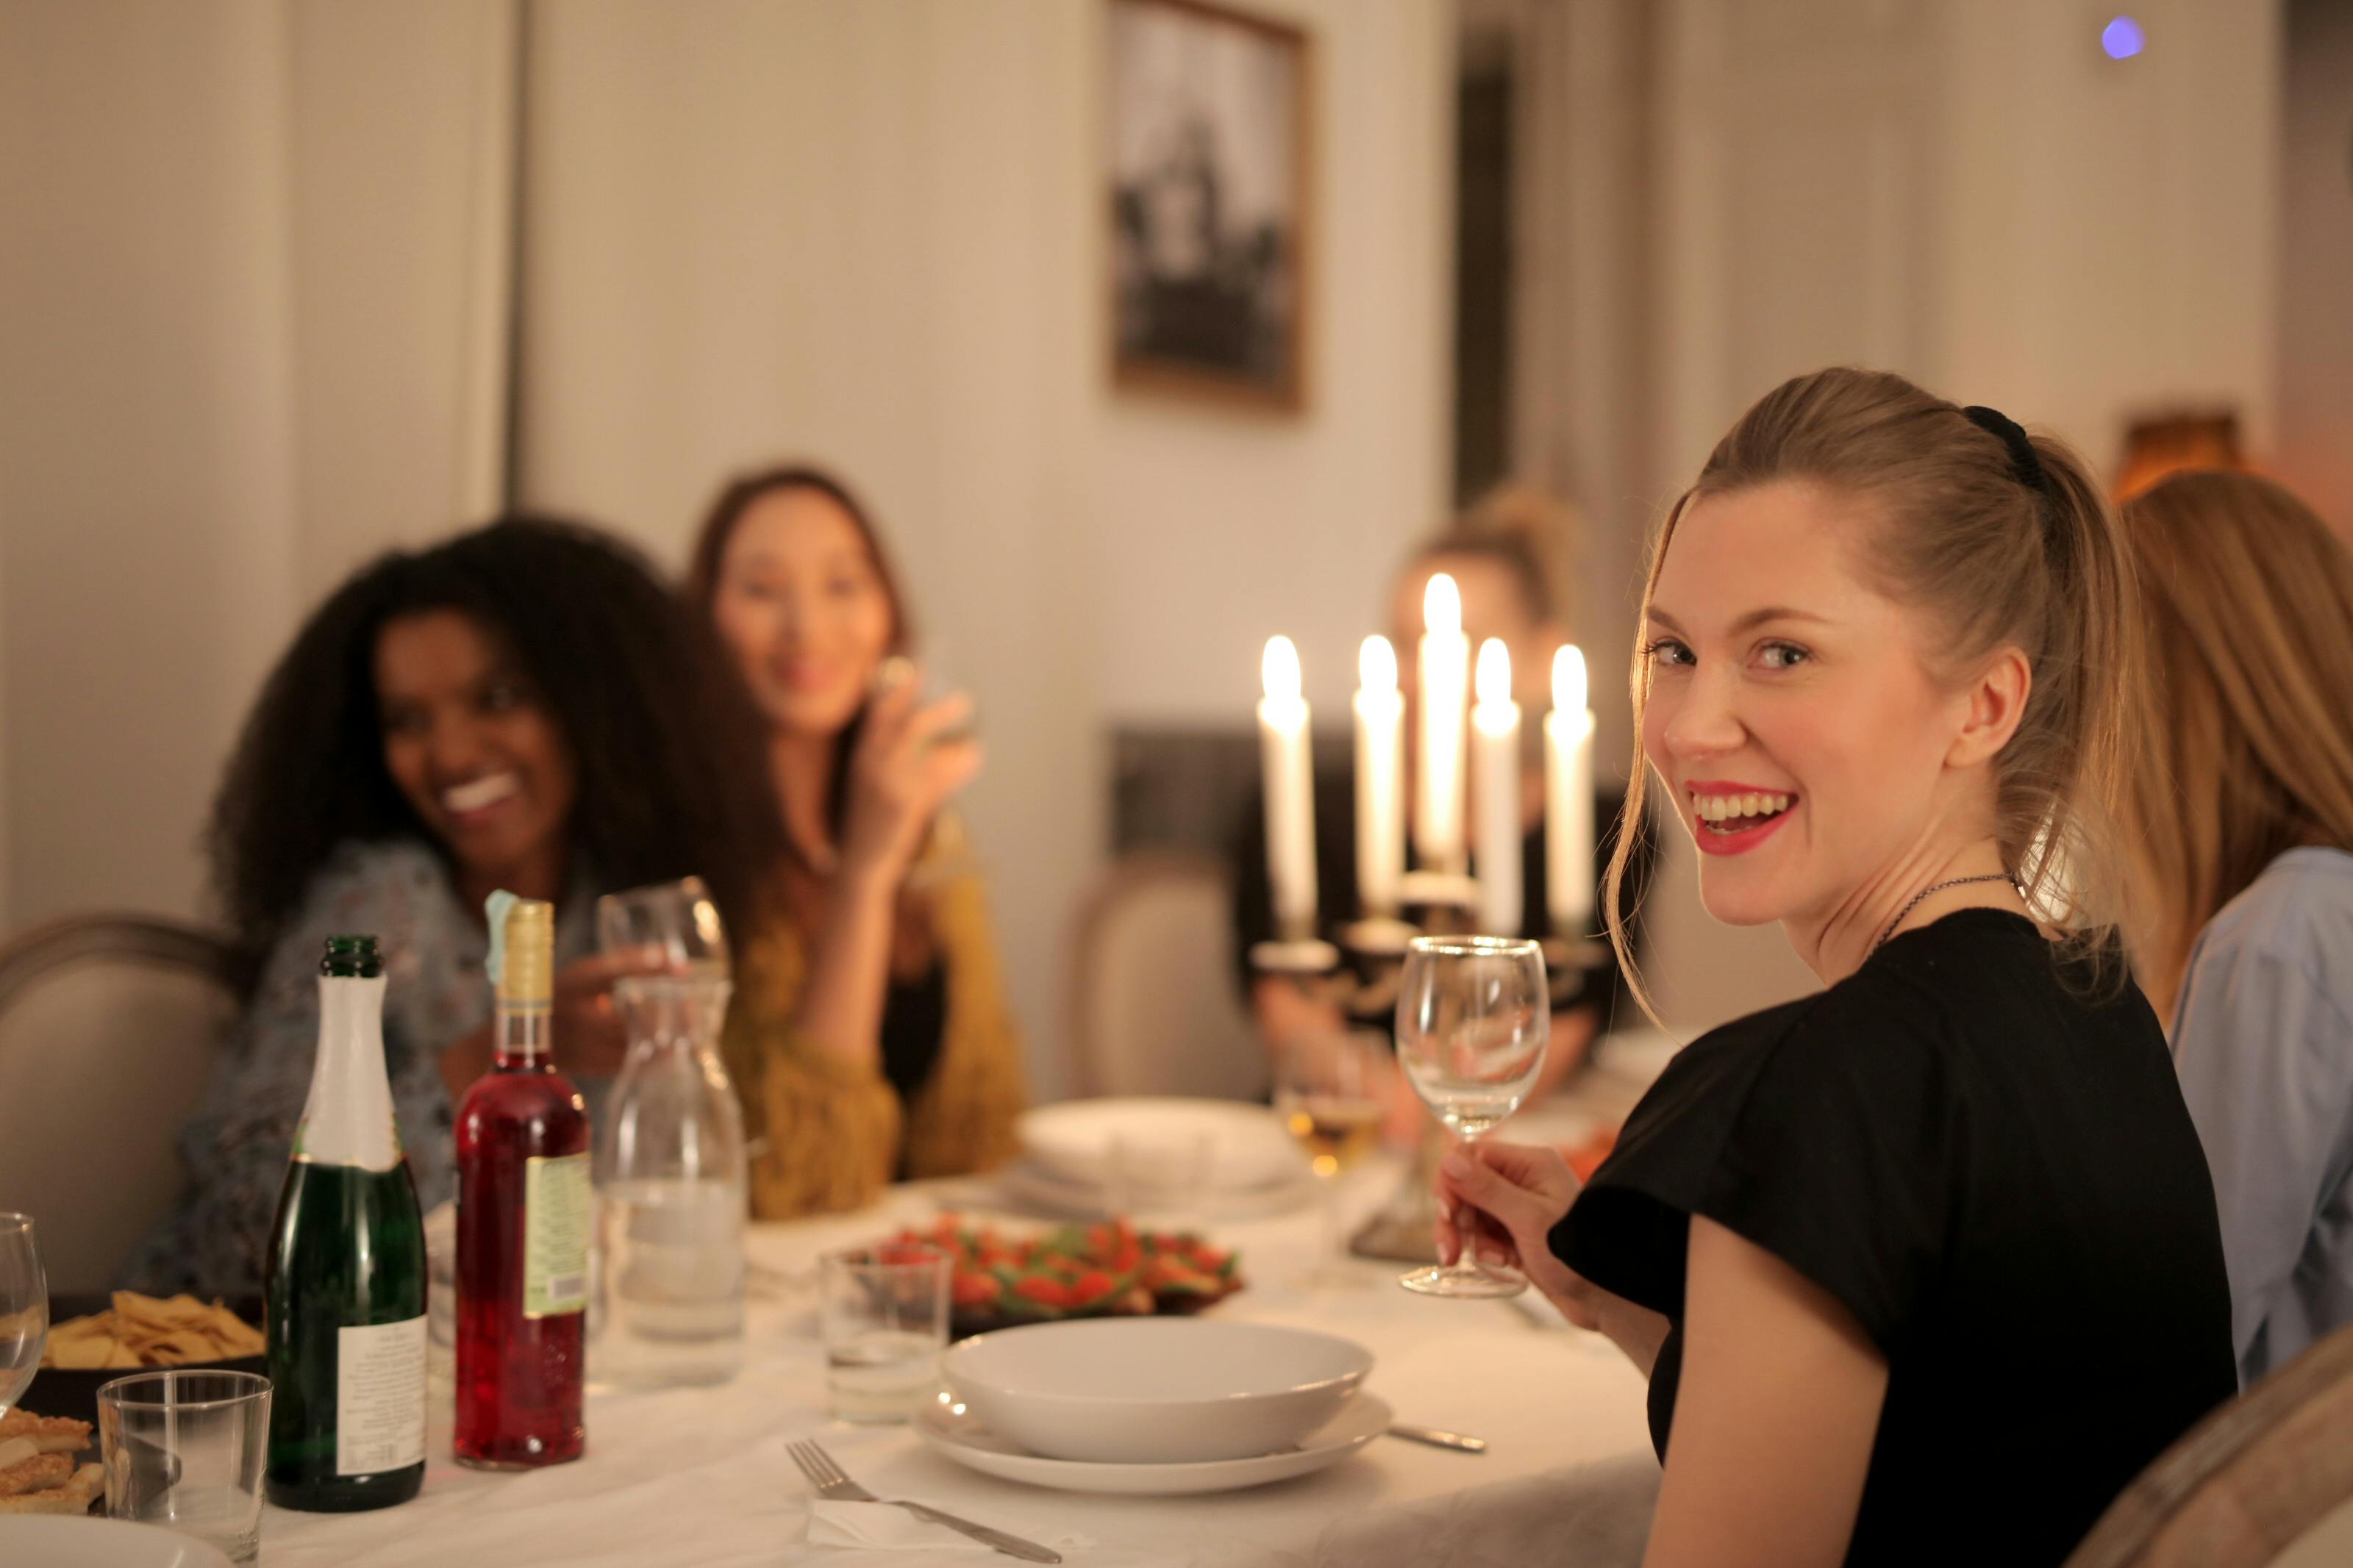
265;1067;1668;1567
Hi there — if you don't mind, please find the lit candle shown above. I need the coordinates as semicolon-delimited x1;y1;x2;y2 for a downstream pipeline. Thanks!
1354;635;1405;917
1546;645;1596;934
1258;635;1318;936
1471;638;1521;936
1414;573;1469;873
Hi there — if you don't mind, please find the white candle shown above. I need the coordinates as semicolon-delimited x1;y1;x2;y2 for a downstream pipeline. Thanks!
1546;645;1596;933
1258;635;1318;934
1414;573;1469;872
1353;635;1405;917
1471;638;1522;936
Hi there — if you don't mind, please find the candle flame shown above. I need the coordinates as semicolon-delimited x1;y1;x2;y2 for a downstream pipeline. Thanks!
1359;634;1397;693
1553;645;1588;715
1424;572;1461;636
1262;635;1302;702
1475;639;1512;707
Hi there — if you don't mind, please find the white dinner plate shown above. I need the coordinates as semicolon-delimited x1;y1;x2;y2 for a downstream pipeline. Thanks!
995;1156;1314;1221
0;1517;235;1567
1017;1099;1302;1191
914;1389;1390;1495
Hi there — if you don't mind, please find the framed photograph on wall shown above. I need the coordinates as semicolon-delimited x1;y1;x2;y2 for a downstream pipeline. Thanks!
1108;0;1310;414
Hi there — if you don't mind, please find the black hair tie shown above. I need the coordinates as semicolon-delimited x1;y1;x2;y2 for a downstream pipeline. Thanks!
1962;404;2053;497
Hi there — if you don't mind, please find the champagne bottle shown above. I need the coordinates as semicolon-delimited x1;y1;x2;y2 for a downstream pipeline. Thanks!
263;933;428;1511
453;893;589;1467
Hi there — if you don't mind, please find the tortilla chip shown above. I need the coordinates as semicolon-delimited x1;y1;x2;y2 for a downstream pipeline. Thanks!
0;1450;71;1498
40;1294;263;1368
0;1461;102;1514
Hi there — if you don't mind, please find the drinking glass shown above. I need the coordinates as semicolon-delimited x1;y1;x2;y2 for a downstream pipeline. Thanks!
819;1244;951;1425
1394;936;1549;1297
99;1370;271;1564
0;1213;46;1419
1274;1033;1389;1281
597;876;728;978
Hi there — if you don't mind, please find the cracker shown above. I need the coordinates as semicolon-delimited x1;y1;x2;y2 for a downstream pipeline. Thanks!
0;1461;102;1515
0;1410;93;1454
0;1450;71;1498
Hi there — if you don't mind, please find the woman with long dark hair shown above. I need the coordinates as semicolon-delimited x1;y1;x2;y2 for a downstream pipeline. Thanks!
689;465;1026;1216
126;518;785;1295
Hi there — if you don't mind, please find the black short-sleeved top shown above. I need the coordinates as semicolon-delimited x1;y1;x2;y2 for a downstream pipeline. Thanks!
1552;910;2235;1567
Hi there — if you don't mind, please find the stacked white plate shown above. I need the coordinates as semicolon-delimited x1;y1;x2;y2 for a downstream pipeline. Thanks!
919;1319;1386;1494
999;1098;1314;1220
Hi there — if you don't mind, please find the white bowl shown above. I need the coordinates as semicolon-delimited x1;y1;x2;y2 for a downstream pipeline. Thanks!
1016;1098;1302;1192
940;1318;1374;1464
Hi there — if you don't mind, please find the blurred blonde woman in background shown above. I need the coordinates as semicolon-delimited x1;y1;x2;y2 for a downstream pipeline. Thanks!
690;465;1026;1217
2121;470;2353;1386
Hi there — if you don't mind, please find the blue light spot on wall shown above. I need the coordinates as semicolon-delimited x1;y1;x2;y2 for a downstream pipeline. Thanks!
2102;16;2146;61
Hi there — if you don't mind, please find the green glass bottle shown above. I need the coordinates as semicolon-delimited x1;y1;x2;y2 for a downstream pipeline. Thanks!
263;934;428;1511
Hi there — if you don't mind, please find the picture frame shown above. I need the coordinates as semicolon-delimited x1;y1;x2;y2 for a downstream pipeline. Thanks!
1107;0;1311;414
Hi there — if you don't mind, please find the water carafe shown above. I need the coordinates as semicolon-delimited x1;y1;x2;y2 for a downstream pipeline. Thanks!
595;973;747;1386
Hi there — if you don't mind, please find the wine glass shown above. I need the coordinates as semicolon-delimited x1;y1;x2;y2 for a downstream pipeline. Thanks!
1274;1031;1390;1284
597;876;728;979
1393;937;1549;1297
0;1213;48;1419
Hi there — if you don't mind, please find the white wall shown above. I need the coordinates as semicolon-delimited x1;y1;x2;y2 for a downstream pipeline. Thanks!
1524;0;2282;1031
0;0;304;926
2278;0;2353;532
513;0;1454;1096
0;0;514;928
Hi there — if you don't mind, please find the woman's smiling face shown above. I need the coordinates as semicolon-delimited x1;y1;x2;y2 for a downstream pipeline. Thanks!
1640;480;1982;931
374;609;577;895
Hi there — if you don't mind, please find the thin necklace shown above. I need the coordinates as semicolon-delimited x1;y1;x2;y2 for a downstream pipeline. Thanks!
1872;874;2018;954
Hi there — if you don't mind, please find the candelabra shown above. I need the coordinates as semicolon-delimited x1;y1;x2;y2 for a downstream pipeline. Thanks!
1249;869;1616;1267
1248;869;1614;1023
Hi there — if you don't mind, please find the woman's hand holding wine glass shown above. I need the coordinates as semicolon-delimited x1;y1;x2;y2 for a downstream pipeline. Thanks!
1433;1142;1597;1328
1394;935;1549;1297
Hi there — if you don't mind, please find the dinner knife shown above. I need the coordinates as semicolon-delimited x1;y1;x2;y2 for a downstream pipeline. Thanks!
1386;1423;1487;1453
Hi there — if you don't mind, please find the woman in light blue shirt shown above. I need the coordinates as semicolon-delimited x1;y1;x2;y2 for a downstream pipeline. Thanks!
2123;471;2353;1386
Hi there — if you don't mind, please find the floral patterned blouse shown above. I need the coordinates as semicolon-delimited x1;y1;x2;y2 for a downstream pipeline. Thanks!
121;840;596;1297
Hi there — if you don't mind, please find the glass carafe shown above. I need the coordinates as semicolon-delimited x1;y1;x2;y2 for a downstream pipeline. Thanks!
594;974;747;1386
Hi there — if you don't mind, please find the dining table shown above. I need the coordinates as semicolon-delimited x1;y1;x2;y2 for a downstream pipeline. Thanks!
263;1044;1673;1568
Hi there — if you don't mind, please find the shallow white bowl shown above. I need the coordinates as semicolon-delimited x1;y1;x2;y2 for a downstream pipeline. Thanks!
1016;1098;1301;1192
940;1317;1374;1464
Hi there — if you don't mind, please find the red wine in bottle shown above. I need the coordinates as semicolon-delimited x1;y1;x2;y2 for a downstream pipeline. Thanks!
453;894;589;1467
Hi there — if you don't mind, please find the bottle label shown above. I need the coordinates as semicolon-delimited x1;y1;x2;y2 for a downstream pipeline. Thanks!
523;1153;593;1319
335;1316;426;1475
296;974;403;1171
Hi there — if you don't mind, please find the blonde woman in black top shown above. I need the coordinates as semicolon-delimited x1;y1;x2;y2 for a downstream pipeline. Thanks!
1436;369;2233;1567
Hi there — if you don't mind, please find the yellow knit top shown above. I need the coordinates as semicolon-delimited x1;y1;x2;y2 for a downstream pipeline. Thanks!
719;864;1028;1217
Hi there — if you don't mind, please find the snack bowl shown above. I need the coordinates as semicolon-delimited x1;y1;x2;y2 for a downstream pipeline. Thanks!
940;1317;1373;1464
22;1294;265;1441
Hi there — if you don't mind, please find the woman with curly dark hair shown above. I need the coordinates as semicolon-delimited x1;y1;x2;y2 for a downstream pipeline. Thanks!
124;517;785;1295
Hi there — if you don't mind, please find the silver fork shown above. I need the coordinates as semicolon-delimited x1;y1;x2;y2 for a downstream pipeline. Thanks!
787;1439;1063;1564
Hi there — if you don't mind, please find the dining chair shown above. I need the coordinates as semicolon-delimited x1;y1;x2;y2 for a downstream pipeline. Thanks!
1065;852;1269;1101
2064;1322;2353;1568
0;913;240;1292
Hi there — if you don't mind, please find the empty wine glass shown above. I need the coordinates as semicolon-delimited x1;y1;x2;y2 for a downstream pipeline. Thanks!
0;1213;47;1419
1393;937;1548;1297
597;876;728;979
